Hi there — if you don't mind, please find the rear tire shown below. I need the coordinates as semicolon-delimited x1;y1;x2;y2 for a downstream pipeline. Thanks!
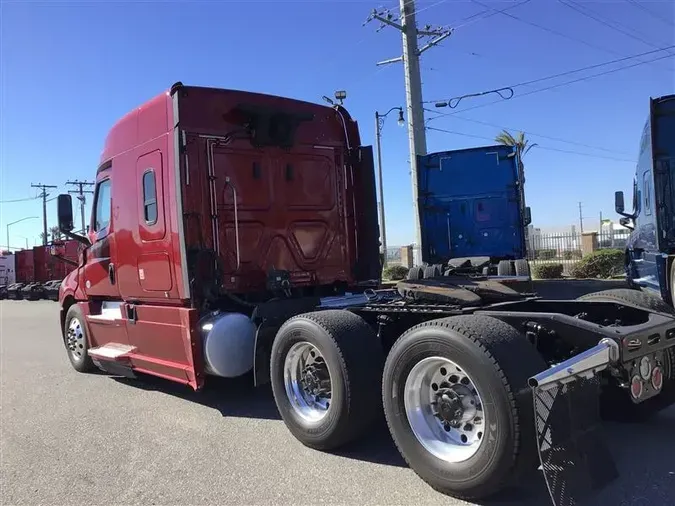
577;288;675;420
407;266;423;281
63;304;96;373
423;265;442;279
497;260;514;276
514;259;530;277
382;315;546;500
270;310;383;450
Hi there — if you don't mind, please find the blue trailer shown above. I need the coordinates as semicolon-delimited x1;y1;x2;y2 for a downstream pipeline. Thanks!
410;144;532;279
615;94;675;304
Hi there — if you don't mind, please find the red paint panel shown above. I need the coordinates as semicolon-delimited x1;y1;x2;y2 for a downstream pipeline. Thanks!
138;252;172;292
125;305;201;389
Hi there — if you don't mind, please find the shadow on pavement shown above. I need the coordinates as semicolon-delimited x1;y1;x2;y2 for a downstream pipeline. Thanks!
113;373;281;421
113;372;409;468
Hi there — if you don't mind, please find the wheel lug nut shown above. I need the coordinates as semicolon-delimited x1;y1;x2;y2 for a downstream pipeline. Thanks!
443;424;450;432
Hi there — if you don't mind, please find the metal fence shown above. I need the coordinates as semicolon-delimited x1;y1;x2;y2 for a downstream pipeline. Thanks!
527;229;629;276
385;228;630;277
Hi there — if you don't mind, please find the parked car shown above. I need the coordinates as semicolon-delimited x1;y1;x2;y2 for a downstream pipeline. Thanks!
7;283;25;300
0;284;7;300
42;280;62;301
20;282;45;301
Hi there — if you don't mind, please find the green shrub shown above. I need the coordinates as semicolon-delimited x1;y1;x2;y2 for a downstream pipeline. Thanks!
533;263;564;279
562;249;582;260
570;249;624;279
383;264;409;281
535;249;557;260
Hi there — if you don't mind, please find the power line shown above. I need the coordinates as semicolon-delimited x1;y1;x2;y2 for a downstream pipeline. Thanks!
425;44;675;105
452;0;532;30
427;50;674;116
626;0;674;28
30;183;58;246
468;0;675;73
423;109;635;156
0;196;39;204
66;180;95;234
559;0;674;52
426;126;637;163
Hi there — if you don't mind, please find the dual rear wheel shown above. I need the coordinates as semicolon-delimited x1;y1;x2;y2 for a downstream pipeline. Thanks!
270;311;545;500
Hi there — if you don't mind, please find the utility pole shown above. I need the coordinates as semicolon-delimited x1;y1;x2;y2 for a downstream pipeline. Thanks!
31;183;58;245
366;1;452;264
66;180;95;234
578;202;584;234
375;107;405;268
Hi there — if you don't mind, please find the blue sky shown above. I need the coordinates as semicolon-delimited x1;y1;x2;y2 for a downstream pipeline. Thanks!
1;0;673;250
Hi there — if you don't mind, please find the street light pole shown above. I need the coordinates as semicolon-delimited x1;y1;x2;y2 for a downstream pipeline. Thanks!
374;106;405;268
6;216;39;252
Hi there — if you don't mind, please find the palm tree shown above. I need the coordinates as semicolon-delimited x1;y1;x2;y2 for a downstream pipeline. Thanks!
49;226;61;242
496;130;537;252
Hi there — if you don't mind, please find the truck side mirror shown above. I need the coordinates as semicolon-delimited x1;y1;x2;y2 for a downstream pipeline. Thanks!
57;194;74;233
524;206;532;226
615;191;625;214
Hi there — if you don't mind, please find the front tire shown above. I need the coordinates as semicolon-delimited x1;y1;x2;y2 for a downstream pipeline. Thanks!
382;315;546;500
270;310;383;451
63;304;95;373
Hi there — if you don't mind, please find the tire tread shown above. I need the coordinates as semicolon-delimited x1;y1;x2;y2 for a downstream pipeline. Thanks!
383;314;546;499
273;310;383;449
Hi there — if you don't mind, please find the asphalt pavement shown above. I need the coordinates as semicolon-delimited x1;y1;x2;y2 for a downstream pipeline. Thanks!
1;284;674;506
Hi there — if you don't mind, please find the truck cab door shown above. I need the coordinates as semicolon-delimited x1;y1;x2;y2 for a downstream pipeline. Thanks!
83;176;120;299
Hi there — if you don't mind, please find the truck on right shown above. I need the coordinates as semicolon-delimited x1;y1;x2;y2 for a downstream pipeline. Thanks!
615;94;675;304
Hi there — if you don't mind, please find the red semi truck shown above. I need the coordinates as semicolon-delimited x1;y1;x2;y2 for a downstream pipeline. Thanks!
56;83;675;506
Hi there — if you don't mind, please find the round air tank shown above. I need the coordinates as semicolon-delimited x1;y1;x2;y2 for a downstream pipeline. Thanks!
199;311;257;378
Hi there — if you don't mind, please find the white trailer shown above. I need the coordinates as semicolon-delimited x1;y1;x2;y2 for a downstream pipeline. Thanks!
0;254;16;285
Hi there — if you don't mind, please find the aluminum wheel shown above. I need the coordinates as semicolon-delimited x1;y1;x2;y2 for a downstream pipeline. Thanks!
283;342;333;423
404;356;485;463
66;317;85;362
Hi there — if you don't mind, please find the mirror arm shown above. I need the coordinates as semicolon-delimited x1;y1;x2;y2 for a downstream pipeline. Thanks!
62;229;90;246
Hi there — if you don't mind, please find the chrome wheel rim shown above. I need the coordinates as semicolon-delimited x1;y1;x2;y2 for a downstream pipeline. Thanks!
66;317;85;362
404;356;485;463
283;342;333;423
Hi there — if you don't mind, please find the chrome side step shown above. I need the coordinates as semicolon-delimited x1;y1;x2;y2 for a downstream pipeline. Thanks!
88;343;136;361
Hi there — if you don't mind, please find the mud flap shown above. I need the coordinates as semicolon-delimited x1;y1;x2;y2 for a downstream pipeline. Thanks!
533;376;619;506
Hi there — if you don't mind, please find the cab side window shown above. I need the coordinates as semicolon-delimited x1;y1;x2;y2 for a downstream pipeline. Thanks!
142;170;158;225
643;171;651;216
93;179;112;232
